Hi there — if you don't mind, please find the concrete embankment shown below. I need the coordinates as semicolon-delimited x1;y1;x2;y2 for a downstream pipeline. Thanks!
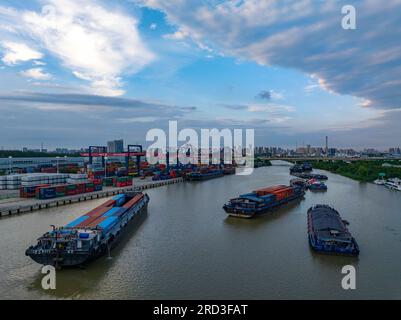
0;177;183;217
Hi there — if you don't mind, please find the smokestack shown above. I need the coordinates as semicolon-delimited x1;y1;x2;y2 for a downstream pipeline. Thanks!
325;136;328;157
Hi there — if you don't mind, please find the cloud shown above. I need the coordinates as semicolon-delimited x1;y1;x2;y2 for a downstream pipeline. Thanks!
0;92;196;117
1;41;43;65
248;104;295;113
140;0;401;110
1;0;155;96
256;90;271;100
20;68;52;80
220;104;248;111
150;23;157;30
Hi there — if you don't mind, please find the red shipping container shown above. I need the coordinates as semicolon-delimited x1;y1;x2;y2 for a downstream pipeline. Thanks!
85;187;95;193
86;206;112;218
85;216;106;228
76;215;102;228
100;199;117;208
122;194;144;208
76;183;86;193
55;185;66;193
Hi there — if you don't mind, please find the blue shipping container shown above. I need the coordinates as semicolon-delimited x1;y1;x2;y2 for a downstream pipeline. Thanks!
98;216;118;233
66;215;89;228
112;194;126;207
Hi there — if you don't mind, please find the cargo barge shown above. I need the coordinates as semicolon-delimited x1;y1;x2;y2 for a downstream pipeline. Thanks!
223;184;305;218
308;179;328;191
307;205;359;256
25;191;149;268
186;169;224;181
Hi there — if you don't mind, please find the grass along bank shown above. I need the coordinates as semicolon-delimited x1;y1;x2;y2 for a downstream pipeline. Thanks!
310;160;401;182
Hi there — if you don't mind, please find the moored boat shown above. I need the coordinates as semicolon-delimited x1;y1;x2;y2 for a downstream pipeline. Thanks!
384;178;401;191
307;205;359;256
223;184;305;218
25;191;149;268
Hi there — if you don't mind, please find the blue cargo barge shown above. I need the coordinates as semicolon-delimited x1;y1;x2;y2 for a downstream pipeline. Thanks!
223;184;305;218
25;191;149;268
307;205;359;256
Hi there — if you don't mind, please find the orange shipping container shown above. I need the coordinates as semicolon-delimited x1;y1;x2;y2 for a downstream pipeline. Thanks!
122;194;144;208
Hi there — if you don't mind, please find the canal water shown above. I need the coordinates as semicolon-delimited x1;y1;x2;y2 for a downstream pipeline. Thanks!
1;163;401;299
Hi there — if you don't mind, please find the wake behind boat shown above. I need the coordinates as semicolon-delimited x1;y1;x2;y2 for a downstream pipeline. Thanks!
25;191;149;268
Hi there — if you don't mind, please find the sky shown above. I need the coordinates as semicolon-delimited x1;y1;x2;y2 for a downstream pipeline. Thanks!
0;0;400;150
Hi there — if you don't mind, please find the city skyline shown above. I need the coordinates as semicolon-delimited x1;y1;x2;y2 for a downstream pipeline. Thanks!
0;1;401;149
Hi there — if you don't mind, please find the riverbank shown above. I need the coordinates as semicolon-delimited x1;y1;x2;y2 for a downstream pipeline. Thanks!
0;177;183;217
310;160;401;182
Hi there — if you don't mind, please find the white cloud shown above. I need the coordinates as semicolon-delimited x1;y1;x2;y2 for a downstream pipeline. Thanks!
248;103;295;113
1;0;155;96
1;41;43;65
163;29;189;40
150;23;157;30
20;68;52;80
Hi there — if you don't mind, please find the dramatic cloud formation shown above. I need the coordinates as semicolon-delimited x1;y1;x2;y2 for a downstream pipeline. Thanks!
0;0;155;96
140;0;401;110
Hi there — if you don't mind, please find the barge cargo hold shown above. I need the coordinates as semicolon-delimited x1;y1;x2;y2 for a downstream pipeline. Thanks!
307;205;359;256
25;191;149;268
223;184;305;218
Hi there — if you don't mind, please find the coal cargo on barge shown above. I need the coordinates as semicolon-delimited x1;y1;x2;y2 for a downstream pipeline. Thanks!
25;191;149;268
307;204;359;256
223;184;305;218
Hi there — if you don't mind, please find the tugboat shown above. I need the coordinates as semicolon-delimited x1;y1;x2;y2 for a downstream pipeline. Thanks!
308;179;328;191
223;184;305;218
26;191;149;268
302;162;313;171
311;174;328;180
307;205;359;256
290;164;303;175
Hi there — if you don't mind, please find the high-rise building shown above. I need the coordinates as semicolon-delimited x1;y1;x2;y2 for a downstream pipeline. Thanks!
107;139;124;153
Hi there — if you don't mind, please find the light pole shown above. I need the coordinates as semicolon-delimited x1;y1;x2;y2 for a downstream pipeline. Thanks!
104;156;108;178
56;156;60;173
8;156;12;174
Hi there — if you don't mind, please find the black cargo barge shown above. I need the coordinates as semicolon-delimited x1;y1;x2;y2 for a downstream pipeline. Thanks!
307;204;359;256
